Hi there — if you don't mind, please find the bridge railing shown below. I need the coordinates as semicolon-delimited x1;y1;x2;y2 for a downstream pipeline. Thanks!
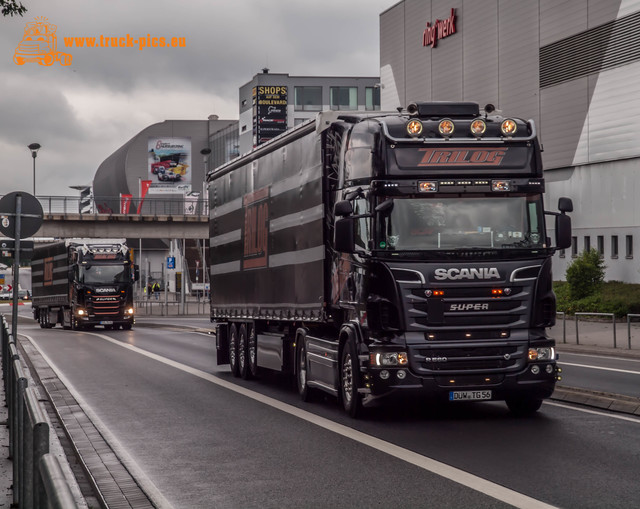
26;195;209;217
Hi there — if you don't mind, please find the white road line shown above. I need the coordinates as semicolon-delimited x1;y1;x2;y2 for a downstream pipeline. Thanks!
544;401;640;423
560;362;640;375
21;334;175;509
74;331;557;509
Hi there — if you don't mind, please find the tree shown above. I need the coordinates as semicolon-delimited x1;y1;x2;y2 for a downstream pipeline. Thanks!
565;248;606;300
1;0;27;17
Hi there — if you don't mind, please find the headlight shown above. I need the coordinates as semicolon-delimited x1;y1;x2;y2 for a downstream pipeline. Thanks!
528;347;555;361
125;307;134;315
470;119;486;136
76;308;86;316
370;352;408;366
500;119;517;136
438;119;455;137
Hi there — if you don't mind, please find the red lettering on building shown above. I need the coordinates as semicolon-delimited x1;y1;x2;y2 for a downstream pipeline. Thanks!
422;8;457;48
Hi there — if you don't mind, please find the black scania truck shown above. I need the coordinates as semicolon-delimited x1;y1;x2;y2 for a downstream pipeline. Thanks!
208;102;572;417
32;239;138;330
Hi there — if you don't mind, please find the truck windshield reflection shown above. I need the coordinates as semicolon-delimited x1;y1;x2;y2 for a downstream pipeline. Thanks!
79;265;129;284
379;195;544;250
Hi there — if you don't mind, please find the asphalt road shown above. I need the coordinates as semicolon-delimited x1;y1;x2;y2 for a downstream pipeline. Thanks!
14;318;640;509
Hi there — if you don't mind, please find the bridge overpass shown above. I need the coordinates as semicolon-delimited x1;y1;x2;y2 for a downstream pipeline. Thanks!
1;195;209;240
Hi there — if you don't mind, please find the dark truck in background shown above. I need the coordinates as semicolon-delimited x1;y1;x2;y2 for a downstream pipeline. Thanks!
208;101;572;417
31;239;139;330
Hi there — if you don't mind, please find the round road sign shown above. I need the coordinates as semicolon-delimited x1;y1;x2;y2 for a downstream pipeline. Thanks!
0;191;43;239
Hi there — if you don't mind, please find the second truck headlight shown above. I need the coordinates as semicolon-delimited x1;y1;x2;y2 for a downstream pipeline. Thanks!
528;347;555;361
370;352;408;366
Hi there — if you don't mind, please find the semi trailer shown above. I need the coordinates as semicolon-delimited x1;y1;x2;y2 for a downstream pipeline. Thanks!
208;102;572;417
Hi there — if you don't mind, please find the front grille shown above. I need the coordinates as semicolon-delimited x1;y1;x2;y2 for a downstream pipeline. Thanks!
90;294;123;316
409;343;526;375
407;286;529;328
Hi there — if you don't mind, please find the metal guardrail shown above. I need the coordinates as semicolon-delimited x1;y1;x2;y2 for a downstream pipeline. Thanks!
31;195;209;217
1;315;79;508
575;312;616;347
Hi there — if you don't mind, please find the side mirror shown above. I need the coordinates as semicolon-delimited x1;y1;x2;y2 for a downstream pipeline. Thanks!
555;214;572;250
558;197;573;213
335;217;356;253
334;200;353;217
134;264;140;282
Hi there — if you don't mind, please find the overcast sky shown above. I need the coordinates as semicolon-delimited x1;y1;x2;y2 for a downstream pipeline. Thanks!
0;0;397;197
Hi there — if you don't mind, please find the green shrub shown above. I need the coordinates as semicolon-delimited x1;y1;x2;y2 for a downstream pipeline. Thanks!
565;249;606;300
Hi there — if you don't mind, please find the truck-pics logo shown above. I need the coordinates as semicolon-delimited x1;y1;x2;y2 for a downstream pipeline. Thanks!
418;148;508;167
242;187;269;270
434;267;500;280
14;17;72;66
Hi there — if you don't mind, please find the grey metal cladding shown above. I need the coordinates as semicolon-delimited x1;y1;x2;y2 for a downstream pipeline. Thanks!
462;0;498;105
540;0;588;47
587;0;623;28
498;1;539;121
540;78;589;169
430;0;463;100
404;0;432;102
380;1;406;106
540;9;640;88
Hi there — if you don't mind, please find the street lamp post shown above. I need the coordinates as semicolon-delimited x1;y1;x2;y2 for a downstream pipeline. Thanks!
28;143;41;196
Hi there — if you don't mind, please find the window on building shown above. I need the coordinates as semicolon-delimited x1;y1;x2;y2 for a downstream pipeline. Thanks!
571;236;578;257
365;87;381;111
241;99;247;107
559;249;566;258
330;87;358;110
583;236;590;253
597;235;604;257
626;235;633;258
294;86;322;111
241;125;247;132
611;235;619;258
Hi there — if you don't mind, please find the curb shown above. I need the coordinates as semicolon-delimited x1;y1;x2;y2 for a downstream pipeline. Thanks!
551;386;640;416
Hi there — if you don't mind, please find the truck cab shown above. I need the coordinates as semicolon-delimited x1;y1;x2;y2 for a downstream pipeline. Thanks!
329;102;572;415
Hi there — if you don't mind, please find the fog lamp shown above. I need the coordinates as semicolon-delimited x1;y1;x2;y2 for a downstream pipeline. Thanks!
470;119;486;136
406;119;423;137
418;181;438;193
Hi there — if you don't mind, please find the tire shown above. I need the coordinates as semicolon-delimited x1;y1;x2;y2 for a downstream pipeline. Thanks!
13;55;25;65
228;324;240;377
296;336;314;402
247;325;259;378
506;397;543;417
340;336;362;418
41;53;54;66
238;324;250;380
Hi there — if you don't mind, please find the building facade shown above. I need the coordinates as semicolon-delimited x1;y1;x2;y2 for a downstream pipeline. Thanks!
238;70;381;154
380;0;640;282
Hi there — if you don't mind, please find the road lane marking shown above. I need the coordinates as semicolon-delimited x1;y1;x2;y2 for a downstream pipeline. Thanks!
21;334;175;509
545;402;640;423
560;362;640;375
72;331;557;509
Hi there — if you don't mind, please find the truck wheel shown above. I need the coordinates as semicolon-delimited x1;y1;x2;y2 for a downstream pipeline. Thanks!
340;337;362;418
296;336;314;402
506;397;543;417
228;324;240;377
238;324;251;380
247;325;259;378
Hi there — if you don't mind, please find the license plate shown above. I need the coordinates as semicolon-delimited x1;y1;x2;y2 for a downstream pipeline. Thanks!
100;320;113;325
449;390;492;401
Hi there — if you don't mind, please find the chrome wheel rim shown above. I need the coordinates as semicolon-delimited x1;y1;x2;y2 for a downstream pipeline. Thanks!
342;353;353;405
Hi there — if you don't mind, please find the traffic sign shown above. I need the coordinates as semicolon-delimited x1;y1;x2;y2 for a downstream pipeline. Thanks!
0;191;43;239
167;256;175;269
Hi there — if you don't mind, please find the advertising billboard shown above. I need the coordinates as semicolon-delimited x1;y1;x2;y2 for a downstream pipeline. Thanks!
252;86;288;146
148;137;192;194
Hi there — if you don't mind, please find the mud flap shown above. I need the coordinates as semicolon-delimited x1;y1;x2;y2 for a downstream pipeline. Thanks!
216;323;229;365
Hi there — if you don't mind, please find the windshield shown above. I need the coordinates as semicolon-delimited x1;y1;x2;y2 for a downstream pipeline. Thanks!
378;195;545;251
79;264;130;284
